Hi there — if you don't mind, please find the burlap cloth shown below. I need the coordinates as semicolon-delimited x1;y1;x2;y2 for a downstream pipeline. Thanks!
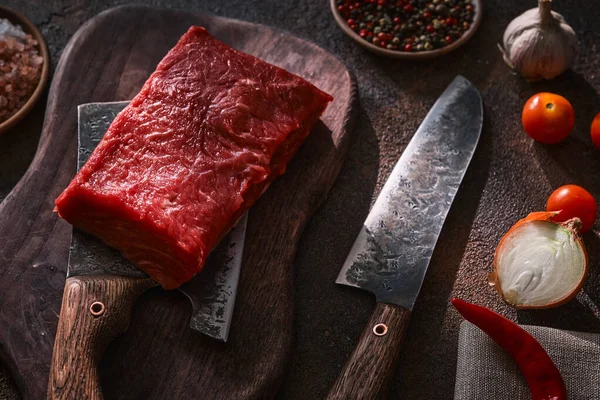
455;321;600;400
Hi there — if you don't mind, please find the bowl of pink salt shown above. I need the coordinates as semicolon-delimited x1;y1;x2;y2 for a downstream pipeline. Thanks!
0;6;49;134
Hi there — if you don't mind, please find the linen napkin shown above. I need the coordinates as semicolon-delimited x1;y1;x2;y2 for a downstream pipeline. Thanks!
455;321;600;400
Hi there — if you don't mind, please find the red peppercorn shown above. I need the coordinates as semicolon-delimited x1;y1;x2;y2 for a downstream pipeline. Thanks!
445;35;453;44
377;32;387;40
360;29;368;37
426;25;435;33
466;4;473;12
393;16;401;24
393;24;401;31
348;4;354;10
378;0;386;5
406;37;414;44
386;33;393;41
395;0;403;6
404;44;413;51
403;4;413;12
347;19;355;25
366;22;374;28
423;11;431;18
455;5;461;10
366;31;373;37
355;2;361;7
350;23;357;30
379;40;387;48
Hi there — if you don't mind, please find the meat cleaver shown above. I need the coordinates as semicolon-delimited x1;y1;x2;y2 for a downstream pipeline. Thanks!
48;102;246;400
327;76;483;399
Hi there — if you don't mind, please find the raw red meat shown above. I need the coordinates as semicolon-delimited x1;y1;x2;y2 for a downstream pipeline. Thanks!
55;26;332;289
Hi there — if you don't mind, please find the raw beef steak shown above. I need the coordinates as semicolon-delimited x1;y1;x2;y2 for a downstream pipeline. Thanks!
55;26;332;289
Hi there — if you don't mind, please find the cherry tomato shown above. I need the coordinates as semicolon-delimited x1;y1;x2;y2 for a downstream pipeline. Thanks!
591;112;600;150
522;93;575;144
546;185;597;232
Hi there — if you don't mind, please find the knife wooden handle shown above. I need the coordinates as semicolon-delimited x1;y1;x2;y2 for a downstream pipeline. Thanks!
327;302;411;400
47;275;155;400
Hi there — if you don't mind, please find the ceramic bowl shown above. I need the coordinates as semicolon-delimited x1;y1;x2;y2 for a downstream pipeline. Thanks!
0;6;50;135
330;0;483;60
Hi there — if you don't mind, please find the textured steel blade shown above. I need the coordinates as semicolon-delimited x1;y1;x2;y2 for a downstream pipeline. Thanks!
68;102;143;279
336;75;483;310
71;102;247;341
179;212;247;342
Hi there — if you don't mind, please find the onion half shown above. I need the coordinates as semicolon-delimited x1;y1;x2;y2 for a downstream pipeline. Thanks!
490;211;588;309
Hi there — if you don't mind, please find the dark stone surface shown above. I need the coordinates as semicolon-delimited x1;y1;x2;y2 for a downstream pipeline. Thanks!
1;0;600;399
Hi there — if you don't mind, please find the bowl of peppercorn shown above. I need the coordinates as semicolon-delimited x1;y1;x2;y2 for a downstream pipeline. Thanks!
331;0;482;59
0;6;49;135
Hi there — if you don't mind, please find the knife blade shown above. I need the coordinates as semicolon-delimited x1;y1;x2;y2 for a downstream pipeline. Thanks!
72;101;247;342
48;102;247;399
327;75;483;400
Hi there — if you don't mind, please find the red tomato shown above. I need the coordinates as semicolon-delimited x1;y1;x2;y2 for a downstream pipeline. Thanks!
522;93;575;144
546;185;597;232
591;112;600;150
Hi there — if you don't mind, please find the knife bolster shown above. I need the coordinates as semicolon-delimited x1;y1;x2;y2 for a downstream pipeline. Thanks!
47;275;155;400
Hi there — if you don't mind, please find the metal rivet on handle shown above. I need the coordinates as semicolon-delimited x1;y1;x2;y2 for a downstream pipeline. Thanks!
90;301;105;317
373;323;388;336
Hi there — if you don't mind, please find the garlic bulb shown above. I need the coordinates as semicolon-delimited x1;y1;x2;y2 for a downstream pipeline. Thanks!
499;0;578;81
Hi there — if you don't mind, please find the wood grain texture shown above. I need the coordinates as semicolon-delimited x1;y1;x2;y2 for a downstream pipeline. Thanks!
48;276;155;400
0;6;357;400
327;303;411;400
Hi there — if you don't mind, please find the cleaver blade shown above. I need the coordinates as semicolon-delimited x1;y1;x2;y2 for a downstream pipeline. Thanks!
74;101;247;342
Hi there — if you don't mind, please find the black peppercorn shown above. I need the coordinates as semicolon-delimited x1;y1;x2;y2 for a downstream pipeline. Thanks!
435;4;449;17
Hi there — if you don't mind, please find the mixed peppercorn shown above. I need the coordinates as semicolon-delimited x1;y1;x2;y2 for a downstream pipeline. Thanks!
335;0;475;52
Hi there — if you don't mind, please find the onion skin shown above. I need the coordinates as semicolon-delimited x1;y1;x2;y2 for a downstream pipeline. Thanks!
490;211;588;309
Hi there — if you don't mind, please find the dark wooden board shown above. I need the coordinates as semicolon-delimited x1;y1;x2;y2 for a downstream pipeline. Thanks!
0;6;357;399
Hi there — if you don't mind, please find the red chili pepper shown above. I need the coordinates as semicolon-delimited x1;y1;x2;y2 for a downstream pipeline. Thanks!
452;298;567;400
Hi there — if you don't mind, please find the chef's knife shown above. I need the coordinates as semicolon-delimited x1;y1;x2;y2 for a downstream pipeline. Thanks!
48;102;247;400
327;75;483;399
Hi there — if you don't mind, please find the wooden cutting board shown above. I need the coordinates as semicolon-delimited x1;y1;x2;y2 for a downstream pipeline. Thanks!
0;6;356;399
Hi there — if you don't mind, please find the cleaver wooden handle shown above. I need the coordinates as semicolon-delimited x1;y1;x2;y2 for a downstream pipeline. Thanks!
327;302;411;400
47;275;155;400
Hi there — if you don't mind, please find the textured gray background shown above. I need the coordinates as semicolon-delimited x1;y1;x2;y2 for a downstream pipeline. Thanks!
1;0;600;399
